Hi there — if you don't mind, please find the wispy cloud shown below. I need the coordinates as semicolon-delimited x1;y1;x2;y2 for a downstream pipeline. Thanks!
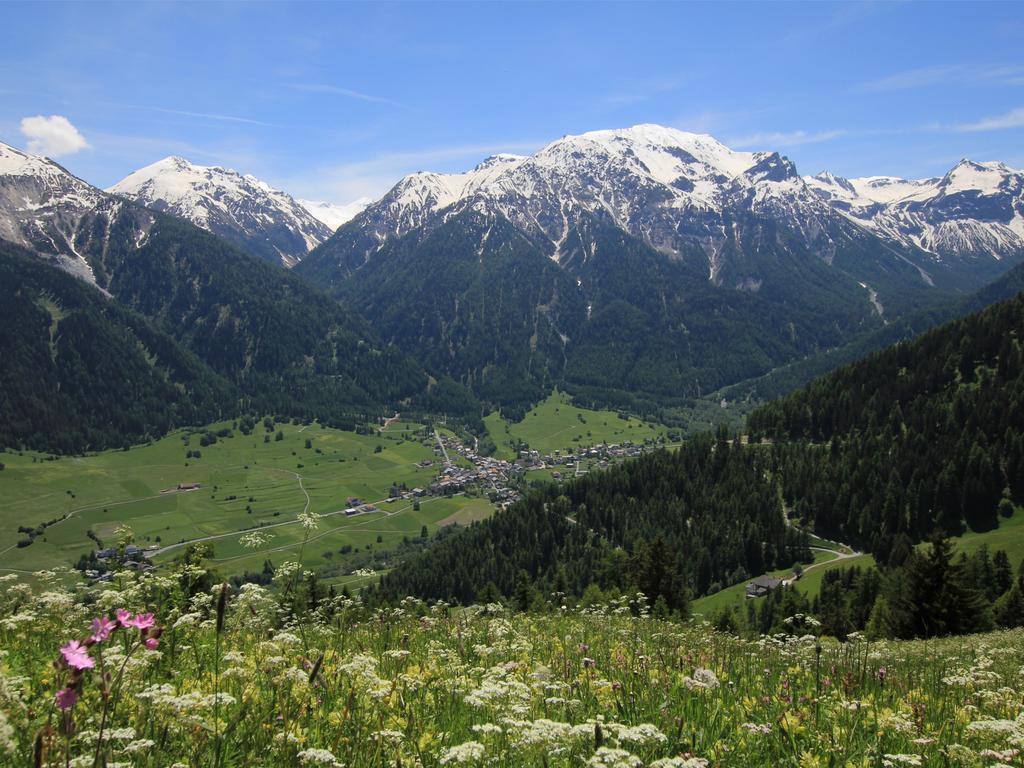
275;139;543;204
729;129;848;149
784;2;880;44
860;65;1024;92
603;73;690;107
670;108;774;136
288;83;405;108
98;101;279;128
954;106;1024;132
148;107;275;126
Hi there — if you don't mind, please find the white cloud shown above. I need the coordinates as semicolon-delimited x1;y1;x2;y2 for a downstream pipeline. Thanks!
954;106;1024;132
729;129;847;149
20;115;89;157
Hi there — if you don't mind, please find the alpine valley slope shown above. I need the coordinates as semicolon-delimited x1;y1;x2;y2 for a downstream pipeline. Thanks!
372;277;1024;609
0;140;427;452
298;124;1024;410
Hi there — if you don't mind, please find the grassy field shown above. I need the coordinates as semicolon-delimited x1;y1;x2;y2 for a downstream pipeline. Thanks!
484;390;669;460
0;419;487;578
6;569;1024;767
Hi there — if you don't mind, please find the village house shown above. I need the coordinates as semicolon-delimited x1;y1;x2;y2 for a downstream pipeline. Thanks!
746;575;785;598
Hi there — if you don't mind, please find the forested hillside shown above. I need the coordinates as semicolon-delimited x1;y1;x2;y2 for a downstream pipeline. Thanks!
0;208;430;451
308;208;895;414
371;434;811;611
100;214;427;424
721;259;1024;403
0;241;234;452
748;289;1024;560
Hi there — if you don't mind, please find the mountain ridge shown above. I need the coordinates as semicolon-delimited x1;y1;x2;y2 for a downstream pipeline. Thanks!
107;155;333;267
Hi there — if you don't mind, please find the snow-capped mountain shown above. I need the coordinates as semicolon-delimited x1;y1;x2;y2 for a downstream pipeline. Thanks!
109;157;332;267
298;197;373;231
806;160;1024;262
0;140;150;284
296;123;1024;406
313;124;924;288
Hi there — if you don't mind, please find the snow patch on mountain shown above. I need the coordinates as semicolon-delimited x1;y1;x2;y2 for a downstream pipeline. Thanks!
109;157;331;266
298;197;373;231
336;124;855;275
806;159;1024;260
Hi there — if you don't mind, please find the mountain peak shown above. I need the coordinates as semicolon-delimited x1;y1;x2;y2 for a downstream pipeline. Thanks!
109;157;331;266
473;154;527;173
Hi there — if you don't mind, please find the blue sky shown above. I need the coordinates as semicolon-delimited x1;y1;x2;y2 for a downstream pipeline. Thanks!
2;1;1023;204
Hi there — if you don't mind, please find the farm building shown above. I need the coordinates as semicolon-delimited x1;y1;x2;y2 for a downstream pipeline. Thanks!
745;575;784;599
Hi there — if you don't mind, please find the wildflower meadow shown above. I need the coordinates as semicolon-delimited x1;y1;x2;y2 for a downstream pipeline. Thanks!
1;568;1023;768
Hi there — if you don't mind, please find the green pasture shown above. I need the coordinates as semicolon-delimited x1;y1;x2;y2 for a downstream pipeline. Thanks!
0;419;491;577
484;390;668;460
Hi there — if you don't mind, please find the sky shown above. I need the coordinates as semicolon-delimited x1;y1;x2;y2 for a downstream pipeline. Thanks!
2;1;1023;205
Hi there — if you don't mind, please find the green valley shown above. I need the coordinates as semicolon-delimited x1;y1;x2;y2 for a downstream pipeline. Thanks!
0;419;474;578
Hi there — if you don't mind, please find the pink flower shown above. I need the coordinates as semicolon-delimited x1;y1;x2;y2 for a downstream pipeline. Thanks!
128;613;155;631
144;637;160;650
60;640;95;670
55;687;77;710
90;616;117;643
116;608;133;627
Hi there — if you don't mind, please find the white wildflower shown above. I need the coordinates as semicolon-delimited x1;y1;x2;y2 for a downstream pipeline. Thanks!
239;531;274;549
882;755;922;767
682;668;720;691
439;741;485;764
649;759;709;768
587;747;643;768
297;747;342;766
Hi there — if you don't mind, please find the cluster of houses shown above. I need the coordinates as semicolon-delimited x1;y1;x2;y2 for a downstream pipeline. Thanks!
89;544;157;579
419;434;663;508
515;441;650;477
342;496;379;516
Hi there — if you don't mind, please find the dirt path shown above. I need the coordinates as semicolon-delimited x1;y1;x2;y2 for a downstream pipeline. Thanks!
434;429;451;463
799;545;861;577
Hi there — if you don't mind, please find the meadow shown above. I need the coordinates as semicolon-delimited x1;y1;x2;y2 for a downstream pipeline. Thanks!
0;400;669;582
3;569;1024;767
0;418;484;580
484;391;669;460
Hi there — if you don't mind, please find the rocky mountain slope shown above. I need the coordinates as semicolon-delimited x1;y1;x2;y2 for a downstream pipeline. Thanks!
0;140;140;284
108;156;333;266
805;159;1024;268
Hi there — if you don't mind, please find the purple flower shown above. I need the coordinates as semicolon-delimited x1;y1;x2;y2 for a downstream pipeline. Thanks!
116;608;133;627
144;637;160;650
60;640;94;671
55;687;77;710
128;613;155;631
90;616;117;643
